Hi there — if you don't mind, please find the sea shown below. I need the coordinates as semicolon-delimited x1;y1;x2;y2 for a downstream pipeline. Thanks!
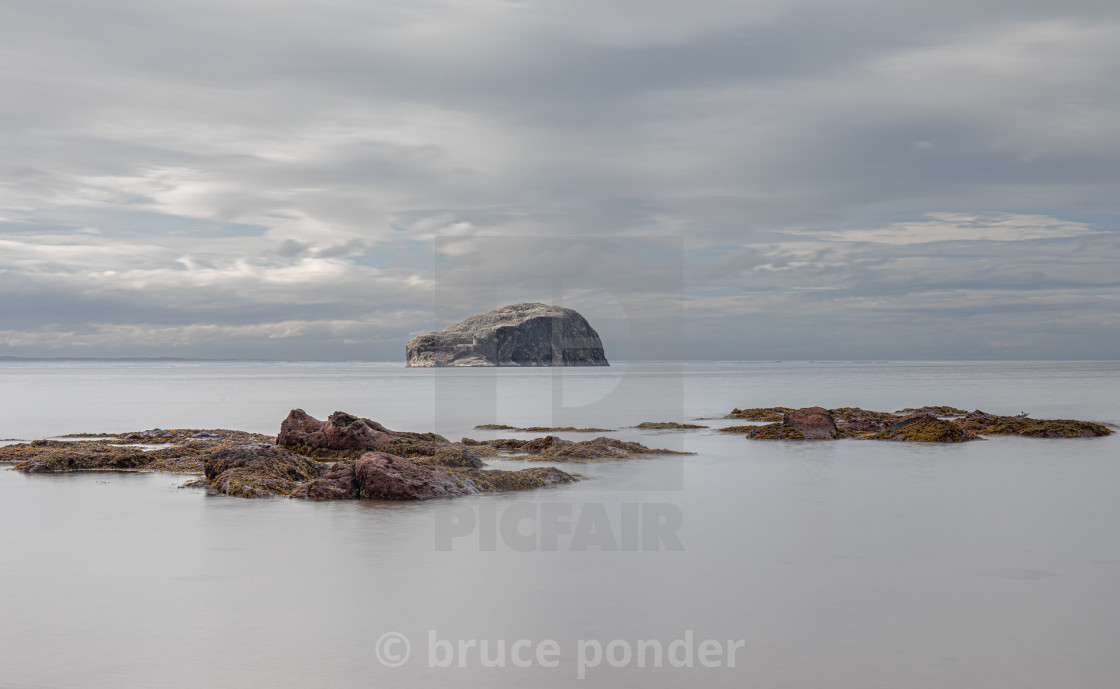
1;360;1117;688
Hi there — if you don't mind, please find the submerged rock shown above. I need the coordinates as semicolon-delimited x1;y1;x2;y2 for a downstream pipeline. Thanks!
464;435;690;461
473;424;614;432
895;406;969;417
405;302;609;367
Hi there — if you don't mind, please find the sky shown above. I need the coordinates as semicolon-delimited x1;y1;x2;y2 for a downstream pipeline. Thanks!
1;0;1118;361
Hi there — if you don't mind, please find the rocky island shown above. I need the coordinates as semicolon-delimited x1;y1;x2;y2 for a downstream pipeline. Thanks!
405;302;609;367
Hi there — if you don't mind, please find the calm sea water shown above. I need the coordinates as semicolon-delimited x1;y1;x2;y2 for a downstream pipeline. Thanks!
1;361;1118;688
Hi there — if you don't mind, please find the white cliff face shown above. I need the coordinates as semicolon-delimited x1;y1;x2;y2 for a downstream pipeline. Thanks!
405;303;609;367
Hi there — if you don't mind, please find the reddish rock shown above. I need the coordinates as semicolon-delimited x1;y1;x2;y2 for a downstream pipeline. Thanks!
277;409;329;447
323;411;397;448
782;407;838;439
842;418;884;432
277;409;400;450
352;452;478;500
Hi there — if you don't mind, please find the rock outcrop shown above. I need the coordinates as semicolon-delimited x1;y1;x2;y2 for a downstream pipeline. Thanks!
277;409;399;449
783;407;838;439
406;302;609;367
290;452;480;501
276;409;447;458
725;404;1114;442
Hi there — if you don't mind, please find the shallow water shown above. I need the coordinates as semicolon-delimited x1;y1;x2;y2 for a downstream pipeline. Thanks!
1;361;1118;688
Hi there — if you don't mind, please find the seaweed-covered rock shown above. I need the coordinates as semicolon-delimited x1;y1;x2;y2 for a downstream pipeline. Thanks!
634;422;708;430
524;436;573;453
728;407;791;422
203;445;324;498
532;436;687;461
3;430;278;475
426;445;486;468
9;441;153;473
461;435;686;461
463;466;577;492
473;424;613;432
122;429;175;441
955;412;1112;438
783;407;838;439
406;302;609;367
716;425;762;434
746;423;806;440
726;404;1113;442
895;406;969;417
872;414;973;443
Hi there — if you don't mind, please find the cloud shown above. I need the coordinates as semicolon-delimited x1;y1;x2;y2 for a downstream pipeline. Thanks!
0;1;1118;359
796;213;1101;245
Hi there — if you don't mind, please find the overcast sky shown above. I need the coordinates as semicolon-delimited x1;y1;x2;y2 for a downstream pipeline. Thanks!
1;0;1118;361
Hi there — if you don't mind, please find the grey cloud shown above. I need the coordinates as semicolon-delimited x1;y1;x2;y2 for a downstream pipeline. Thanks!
0;1;1118;359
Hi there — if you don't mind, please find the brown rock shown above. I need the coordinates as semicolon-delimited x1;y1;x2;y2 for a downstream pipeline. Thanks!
276;408;329;447
290;461;359;500
352;452;479;500
842;419;884;432
782;407;838;439
323;411;397;448
277;409;409;451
